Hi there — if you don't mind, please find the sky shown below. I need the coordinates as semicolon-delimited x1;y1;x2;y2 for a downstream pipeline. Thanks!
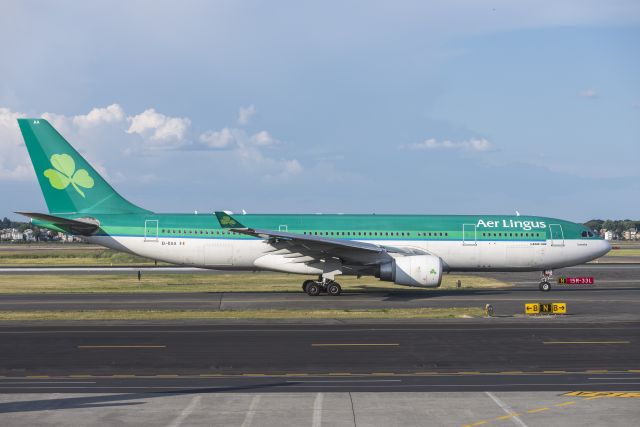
1;1;639;222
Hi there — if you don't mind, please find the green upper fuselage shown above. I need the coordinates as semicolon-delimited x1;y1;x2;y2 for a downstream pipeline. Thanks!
34;213;600;242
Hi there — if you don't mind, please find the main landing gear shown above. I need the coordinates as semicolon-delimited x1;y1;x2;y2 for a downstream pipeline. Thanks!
539;270;553;292
302;279;342;296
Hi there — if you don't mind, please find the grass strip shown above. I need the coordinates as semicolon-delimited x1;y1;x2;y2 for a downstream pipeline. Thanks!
0;307;484;321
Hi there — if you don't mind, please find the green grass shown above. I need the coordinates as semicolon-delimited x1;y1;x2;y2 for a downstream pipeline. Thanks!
606;249;640;257
0;272;510;294
0;307;484;321
0;247;161;266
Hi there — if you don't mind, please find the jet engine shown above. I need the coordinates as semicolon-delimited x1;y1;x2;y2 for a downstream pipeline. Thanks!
376;255;443;288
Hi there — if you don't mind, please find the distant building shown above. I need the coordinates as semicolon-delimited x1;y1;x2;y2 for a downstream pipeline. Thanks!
623;228;638;240
604;230;617;241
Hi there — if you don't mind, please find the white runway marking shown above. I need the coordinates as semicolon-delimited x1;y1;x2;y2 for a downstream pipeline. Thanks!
313;392;323;427
241;395;261;427
485;391;528;427
166;395;201;427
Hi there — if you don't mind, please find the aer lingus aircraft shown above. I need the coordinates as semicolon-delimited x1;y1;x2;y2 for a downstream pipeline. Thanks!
16;118;610;295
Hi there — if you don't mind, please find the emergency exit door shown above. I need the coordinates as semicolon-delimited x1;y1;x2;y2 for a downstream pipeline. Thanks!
144;219;159;242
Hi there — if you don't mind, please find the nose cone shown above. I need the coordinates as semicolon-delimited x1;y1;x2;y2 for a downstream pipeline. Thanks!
595;239;612;259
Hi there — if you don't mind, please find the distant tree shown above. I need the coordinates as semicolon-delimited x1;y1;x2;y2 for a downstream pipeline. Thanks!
1;217;11;229
584;219;604;231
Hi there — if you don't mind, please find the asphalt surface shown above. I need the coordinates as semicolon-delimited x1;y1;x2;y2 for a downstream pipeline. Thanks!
0;265;638;425
0;321;638;393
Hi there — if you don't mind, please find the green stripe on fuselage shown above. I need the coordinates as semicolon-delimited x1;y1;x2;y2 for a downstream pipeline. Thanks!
33;214;599;241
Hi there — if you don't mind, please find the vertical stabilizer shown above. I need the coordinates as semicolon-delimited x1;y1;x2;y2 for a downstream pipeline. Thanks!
18;118;150;215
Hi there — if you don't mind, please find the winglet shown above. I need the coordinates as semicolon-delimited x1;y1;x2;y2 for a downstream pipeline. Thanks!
214;211;246;228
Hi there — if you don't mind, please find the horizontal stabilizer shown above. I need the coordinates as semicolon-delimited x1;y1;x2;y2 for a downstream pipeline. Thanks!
16;212;100;235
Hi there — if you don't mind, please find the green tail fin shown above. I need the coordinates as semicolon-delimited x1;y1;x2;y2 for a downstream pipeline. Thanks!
215;211;246;228
18;118;151;215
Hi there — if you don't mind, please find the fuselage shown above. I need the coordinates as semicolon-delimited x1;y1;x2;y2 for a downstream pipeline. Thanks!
39;213;611;274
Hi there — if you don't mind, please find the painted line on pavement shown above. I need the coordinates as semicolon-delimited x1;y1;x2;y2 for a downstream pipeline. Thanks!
312;343;399;347
78;345;166;348
543;341;630;345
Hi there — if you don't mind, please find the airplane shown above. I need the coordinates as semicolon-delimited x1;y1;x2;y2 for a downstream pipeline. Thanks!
15;118;611;296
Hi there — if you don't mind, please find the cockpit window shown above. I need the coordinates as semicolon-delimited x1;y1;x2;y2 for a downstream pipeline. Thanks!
581;231;588;237
587;231;594;237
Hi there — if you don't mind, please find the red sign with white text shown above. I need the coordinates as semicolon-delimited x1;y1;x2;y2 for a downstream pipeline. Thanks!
558;277;594;285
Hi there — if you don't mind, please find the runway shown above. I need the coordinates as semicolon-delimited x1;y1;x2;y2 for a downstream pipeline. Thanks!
0;321;638;392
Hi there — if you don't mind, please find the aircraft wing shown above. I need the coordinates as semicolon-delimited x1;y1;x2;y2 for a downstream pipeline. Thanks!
214;211;425;265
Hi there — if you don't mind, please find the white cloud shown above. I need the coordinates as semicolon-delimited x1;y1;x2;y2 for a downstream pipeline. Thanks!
1;104;301;187
236;144;302;180
72;104;125;128
0;107;32;180
126;108;191;149
237;105;256;125
407;137;494;152
250;130;278;146
283;159;302;175
579;89;599;99
199;127;236;149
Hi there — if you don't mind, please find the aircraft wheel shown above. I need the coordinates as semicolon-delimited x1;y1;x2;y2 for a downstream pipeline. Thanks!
539;281;551;292
302;280;315;292
327;282;342;296
306;283;321;296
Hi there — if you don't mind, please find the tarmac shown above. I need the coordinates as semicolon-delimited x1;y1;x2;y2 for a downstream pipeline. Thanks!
0;263;638;426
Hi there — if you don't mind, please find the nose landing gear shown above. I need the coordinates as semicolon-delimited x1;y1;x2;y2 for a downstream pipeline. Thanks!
539;270;553;292
302;278;342;296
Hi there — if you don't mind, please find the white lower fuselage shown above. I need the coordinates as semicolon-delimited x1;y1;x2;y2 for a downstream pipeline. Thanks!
87;235;611;274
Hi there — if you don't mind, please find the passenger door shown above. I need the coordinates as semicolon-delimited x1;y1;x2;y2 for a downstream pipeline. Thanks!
462;224;477;246
549;224;564;247
144;219;159;242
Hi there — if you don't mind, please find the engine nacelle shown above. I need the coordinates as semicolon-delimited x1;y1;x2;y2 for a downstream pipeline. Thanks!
376;255;443;288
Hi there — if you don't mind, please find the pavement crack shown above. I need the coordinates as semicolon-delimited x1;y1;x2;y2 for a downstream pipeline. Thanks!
349;392;357;427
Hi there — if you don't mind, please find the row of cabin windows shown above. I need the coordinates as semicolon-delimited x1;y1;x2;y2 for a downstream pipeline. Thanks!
159;229;541;238
161;229;234;235
482;232;541;237
303;231;448;237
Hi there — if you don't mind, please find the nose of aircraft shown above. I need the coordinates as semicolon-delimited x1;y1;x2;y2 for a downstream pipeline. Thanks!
595;239;612;259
